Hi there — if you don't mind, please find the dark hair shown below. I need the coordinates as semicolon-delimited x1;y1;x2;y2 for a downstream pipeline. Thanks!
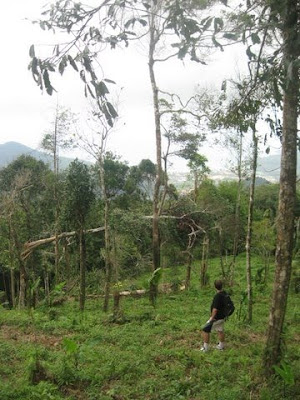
214;280;223;290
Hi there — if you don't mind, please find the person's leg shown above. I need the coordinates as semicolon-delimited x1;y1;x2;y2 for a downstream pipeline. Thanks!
217;324;225;350
201;322;213;351
217;330;225;349
212;319;225;349
217;331;225;342
202;331;210;346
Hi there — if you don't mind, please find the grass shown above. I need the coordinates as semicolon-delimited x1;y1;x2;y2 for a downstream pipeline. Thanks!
0;254;299;399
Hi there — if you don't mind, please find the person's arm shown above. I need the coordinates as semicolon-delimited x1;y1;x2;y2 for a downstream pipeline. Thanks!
208;308;218;322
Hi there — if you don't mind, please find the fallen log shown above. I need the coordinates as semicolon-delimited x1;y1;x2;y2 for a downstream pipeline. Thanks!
21;226;105;260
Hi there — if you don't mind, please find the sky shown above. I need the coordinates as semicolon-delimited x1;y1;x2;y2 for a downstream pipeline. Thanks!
0;1;280;173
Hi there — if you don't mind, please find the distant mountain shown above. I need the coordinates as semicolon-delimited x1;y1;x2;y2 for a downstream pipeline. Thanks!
0;141;80;170
169;152;300;189
0;142;298;185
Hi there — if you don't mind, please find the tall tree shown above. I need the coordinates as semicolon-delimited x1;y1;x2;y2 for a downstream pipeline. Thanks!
0;156;53;308
263;0;299;373
224;0;299;372
77;106;118;312
63;160;95;311
29;0;225;277
41;104;75;283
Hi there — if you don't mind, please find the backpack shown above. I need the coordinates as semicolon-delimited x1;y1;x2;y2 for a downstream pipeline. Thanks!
222;292;235;318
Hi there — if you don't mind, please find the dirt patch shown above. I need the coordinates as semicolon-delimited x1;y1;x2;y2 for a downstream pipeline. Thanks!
0;324;62;348
61;381;92;400
248;332;266;343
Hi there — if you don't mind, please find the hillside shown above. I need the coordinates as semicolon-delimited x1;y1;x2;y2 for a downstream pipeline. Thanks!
0;141;76;170
0;254;298;399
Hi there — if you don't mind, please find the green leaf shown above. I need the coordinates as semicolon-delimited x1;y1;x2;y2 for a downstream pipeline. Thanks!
149;268;162;286
104;78;116;84
273;79;282;105
137;18;147;27
274;362;295;386
202;17;213;31
214;17;224;33
59;58;66;75
29;44;35;58
106;102;118;118
178;46;188;60
246;46;256;60
223;33;239;41
212;36;224;51
68;55;78;71
251;32;260;44
82;55;92;73
80;70;86;83
97;81;109;96
31;57;38;75
87;84;96;99
125;18;136;29
63;338;78;354
43;69;53;95
221;80;227;91
102;104;113;127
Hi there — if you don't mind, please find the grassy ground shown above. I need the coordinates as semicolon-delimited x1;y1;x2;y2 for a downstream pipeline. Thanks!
0;255;299;400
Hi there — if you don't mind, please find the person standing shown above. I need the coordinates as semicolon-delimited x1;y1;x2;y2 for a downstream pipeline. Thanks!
200;279;226;352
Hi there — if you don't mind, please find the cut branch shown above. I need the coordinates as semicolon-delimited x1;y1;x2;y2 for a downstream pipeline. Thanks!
22;226;105;260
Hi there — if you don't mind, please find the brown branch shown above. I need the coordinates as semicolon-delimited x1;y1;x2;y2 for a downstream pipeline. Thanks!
21;226;105;260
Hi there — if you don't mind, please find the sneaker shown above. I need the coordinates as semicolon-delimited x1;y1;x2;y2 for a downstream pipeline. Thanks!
216;343;224;350
200;346;208;352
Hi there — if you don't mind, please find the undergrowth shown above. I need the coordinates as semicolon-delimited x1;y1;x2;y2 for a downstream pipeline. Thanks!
0;254;299;399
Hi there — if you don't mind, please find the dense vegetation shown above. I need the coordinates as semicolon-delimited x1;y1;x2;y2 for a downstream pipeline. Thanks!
0;0;299;397
0;152;299;398
0;254;299;400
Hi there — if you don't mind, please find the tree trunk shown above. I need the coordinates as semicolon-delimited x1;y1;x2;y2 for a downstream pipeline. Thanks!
200;235;209;287
149;1;162;273
113;290;121;319
245;125;258;323
10;223;27;309
263;0;299;374
63;239;71;278
54;111;60;283
103;200;113;312
44;270;50;306
218;227;226;278
19;263;26;309
10;269;15;308
79;228;86;312
231;130;243;285
185;252;192;290
194;171;199;202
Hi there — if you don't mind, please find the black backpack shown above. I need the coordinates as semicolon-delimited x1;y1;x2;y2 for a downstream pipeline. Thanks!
222;292;235;318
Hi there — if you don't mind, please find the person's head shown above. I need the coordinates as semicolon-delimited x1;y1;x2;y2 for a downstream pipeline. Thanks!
214;279;223;291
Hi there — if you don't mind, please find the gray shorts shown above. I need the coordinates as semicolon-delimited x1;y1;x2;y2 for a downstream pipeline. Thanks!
203;319;224;333
211;319;224;332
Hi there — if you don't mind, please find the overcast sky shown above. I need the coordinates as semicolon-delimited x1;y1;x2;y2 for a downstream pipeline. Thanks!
1;0;275;173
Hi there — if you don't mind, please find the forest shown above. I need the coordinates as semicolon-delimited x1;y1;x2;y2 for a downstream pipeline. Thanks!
0;0;299;399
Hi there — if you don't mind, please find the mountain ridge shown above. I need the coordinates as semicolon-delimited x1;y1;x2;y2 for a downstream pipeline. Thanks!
0;141;79;170
0;141;296;184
